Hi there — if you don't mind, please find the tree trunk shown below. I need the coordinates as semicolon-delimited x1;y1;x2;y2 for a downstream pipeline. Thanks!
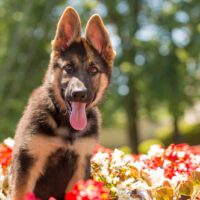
104;0;141;153
173;116;182;144
125;0;140;153
126;80;138;153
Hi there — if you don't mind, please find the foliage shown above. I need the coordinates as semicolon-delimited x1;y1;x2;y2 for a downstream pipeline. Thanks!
138;139;163;154
0;0;67;140
0;0;200;151
118;146;132;154
156;122;200;146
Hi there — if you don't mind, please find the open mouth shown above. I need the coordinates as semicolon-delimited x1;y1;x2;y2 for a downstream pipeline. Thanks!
66;101;87;131
62;87;96;131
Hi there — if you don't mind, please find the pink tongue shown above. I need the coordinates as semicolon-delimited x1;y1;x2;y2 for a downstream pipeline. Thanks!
70;102;87;131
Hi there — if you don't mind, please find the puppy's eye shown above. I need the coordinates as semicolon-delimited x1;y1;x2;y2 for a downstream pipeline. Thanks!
89;66;99;75
63;64;74;74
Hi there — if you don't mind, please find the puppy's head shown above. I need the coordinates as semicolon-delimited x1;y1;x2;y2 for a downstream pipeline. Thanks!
48;7;115;131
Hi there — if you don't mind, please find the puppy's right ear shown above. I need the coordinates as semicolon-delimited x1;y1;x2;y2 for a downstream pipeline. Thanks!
52;7;81;51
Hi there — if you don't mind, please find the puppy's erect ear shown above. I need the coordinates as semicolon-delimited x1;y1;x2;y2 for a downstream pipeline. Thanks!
52;7;81;51
85;14;115;64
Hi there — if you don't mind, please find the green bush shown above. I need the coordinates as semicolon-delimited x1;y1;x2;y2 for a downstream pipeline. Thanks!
118;146;132;154
138;139;164;154
155;123;200;146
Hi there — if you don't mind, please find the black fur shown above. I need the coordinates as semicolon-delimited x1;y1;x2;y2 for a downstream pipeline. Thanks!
84;155;92;180
34;149;78;200
18;149;35;175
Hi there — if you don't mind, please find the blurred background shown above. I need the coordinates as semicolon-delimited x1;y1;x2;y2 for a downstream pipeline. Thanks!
0;0;200;153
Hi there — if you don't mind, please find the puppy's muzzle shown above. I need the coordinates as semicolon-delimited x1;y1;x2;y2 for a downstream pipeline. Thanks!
71;89;87;102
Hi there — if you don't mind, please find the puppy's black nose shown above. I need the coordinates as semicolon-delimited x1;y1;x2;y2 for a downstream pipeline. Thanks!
71;90;87;102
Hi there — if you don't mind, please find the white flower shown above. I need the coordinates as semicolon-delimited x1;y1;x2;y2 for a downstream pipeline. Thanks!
106;176;112;183
117;187;132;200
123;154;134;164
196;168;200;172
110;187;117;193
112;149;124;157
121;178;135;188
3;137;14;148
125;170;131;176
177;151;185;158
101;167;109;177
130;180;150;190
163;159;171;168
139;154;149;161
191;155;200;164
171;173;188;187
132;161;143;171
113;177;120;184
149;168;166;188
178;163;187;171
111;149;124;167
0;174;5;188
148;145;164;157
92;152;109;166
0;193;7;200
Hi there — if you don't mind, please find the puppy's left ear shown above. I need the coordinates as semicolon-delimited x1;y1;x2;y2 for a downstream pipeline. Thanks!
85;14;115;64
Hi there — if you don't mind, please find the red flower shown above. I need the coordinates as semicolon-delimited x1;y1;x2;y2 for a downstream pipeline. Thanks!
93;144;113;156
22;193;40;200
135;143;200;179
65;179;110;200
23;193;56;200
0;144;12;173
91;144;113;160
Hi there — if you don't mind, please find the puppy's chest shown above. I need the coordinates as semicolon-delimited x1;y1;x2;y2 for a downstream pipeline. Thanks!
31;135;96;199
28;133;97;170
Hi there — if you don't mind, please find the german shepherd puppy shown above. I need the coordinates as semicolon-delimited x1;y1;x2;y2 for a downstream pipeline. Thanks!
9;7;115;200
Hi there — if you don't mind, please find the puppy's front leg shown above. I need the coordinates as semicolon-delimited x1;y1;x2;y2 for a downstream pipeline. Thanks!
10;175;30;200
10;150;41;200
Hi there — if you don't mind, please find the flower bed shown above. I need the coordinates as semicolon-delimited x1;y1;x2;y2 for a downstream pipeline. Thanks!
0;139;200;199
92;144;200;199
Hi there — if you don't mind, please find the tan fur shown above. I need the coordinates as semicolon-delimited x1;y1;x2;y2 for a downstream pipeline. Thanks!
65;137;97;192
56;127;69;137
28;135;96;194
52;67;67;113
11;135;96;199
10;188;27;200
24;135;67;198
87;73;108;109
57;58;68;67
48;114;57;129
